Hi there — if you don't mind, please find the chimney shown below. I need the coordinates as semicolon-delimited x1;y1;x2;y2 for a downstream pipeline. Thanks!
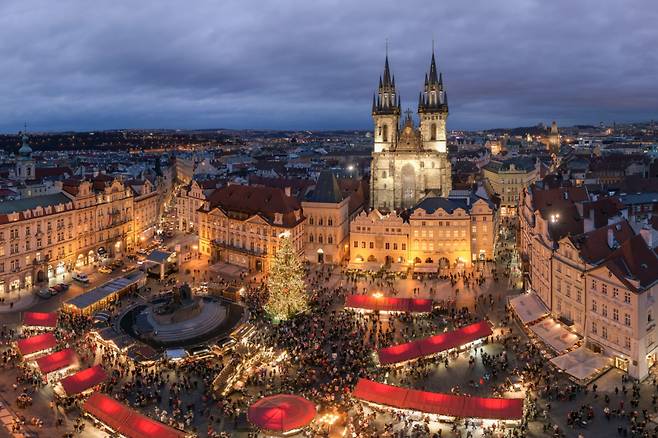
284;186;292;197
607;227;617;249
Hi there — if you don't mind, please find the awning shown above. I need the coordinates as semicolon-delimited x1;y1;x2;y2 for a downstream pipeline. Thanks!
352;379;523;421
248;394;316;433
378;321;492;365
345;295;432;313
509;293;549;325
550;346;612;381
23;311;58;328
36;348;78;375
529;317;579;353
17;333;57;356
60;365;108;396
83;393;188;438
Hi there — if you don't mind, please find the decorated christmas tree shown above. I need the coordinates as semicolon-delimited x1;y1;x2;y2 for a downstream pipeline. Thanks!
265;233;308;321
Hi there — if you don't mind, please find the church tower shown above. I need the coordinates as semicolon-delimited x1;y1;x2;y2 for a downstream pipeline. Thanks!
372;55;400;153
418;51;448;153
15;132;35;182
370;47;452;212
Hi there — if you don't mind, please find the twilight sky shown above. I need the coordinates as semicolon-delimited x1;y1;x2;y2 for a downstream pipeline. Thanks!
1;0;657;132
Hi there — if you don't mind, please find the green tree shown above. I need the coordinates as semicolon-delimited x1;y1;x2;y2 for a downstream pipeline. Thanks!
265;234;308;321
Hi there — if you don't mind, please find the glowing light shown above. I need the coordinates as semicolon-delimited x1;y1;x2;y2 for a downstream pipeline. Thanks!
372;292;383;299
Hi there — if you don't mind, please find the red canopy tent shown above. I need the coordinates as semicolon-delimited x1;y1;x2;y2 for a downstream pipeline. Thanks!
378;321;493;365
248;394;316;433
23;312;58;329
345;295;432;313
352;379;523;421
84;393;188;438
60;365;108;396
16;333;57;356
36;348;78;375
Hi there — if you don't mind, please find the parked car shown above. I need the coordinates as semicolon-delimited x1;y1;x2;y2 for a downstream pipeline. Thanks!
73;272;89;283
48;287;59;296
98;266;112;274
37;288;51;299
57;283;70;291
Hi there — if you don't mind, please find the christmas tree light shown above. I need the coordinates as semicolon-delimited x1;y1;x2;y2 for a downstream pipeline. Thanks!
265;233;308;321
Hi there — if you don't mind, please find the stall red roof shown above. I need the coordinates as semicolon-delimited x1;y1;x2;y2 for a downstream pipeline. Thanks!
83;393;188;438
23;311;58;328
378;321;492;365
17;333;57;356
345;295;432;313
36;348;78;374
60;365;108;396
353;379;523;421
248;394;316;432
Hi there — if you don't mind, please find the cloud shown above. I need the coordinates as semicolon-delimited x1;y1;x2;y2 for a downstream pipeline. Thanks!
0;0;656;132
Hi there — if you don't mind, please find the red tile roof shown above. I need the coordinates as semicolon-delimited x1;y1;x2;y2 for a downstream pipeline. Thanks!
206;185;303;227
599;234;658;292
572;220;635;264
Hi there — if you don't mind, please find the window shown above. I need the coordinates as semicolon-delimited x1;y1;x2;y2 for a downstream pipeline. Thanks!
382;124;388;142
625;337;631;349
309;235;314;243
328;235;333;244
401;243;406;250
361;241;365;248
328;218;333;226
612;288;619;299
318;235;323;244
613;308;619;322
624;313;631;327
602;326;608;339
393;243;398;250
592;300;597;312
602;304;607;317
591;321;597;334
624;292;631;304
591;279;597;292
309;217;314;225
385;243;390;250
576;290;582;303
369;242;374;249
602;284;608;295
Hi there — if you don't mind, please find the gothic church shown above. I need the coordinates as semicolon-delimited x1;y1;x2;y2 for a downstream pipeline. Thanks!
370;52;451;211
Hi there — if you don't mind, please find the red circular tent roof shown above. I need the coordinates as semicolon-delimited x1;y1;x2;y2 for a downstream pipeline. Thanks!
248;394;316;432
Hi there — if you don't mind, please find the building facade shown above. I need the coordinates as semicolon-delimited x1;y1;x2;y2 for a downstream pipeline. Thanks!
350;191;497;269
482;158;539;217
198;185;305;273
302;171;351;264
0;174;153;296
370;53;451;211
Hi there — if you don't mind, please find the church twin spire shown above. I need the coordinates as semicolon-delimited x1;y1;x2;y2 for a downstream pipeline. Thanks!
372;54;401;116
418;52;448;114
373;47;448;117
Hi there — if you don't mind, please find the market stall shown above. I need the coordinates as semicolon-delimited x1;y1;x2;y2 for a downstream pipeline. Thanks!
345;295;432;313
83;393;189;438
23;312;58;330
352;379;524;422
377;321;493;365
16;333;57;358
248;394;316;435
58;365;108;397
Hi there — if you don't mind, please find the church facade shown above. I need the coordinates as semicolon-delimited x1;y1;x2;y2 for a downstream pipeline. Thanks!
370;53;452;211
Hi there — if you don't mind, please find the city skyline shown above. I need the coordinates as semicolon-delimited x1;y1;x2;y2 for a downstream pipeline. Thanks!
1;0;657;133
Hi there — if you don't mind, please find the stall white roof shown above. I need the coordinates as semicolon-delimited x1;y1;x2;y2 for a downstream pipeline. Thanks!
529;317;580;353
509;293;549;325
550;346;612;381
